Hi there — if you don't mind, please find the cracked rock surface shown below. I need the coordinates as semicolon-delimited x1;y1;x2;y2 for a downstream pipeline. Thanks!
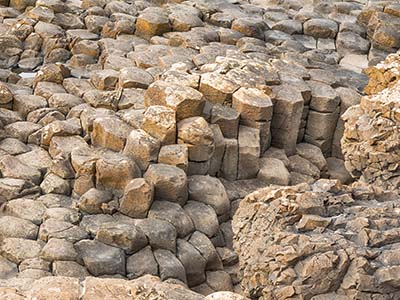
233;179;400;300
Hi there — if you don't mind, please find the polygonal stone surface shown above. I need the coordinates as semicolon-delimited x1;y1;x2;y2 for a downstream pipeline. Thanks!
144;163;188;206
142;105;176;145
144;81;205;121
75;239;125;276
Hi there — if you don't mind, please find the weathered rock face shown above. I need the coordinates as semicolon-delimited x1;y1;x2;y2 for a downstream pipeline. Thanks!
233;179;400;300
0;275;234;299
364;50;400;95
342;75;400;190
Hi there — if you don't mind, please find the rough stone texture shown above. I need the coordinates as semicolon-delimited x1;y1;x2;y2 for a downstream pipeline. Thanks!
364;50;400;95
0;275;234;299
342;78;400;190
233;179;400;299
119;178;154;218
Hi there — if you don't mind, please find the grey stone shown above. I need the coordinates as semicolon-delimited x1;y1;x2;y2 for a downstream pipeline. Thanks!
75;239;125;276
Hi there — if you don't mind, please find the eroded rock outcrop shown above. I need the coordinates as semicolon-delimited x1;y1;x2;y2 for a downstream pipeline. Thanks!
342;77;400;190
233;179;400;300
0;275;246;300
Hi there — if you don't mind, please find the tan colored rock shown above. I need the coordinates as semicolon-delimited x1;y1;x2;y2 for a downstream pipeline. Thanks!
238;126;260;179
144;81;205;121
232;87;273;121
13;95;48;118
210;105;239;139
135;11;171;39
178;117;214;162
364;50;400;95
142;105;176;145
123;129;160;171
119;67;153;89
91;116;133;152
0;82;13;105
200;73;240;105
0;155;41;185
90;69;119;91
270;84;304;156
28;277;79;300
158;144;189;172
119;178;154;218
96;154;141;191
233;180;400;299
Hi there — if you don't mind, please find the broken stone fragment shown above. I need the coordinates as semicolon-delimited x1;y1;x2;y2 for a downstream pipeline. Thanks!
123;129;160;171
119;178;154;219
142;105;176;145
91;116;133;152
177;116;215;162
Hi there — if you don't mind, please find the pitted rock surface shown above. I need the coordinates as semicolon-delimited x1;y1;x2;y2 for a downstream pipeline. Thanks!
233;180;400;300
342;63;400;191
